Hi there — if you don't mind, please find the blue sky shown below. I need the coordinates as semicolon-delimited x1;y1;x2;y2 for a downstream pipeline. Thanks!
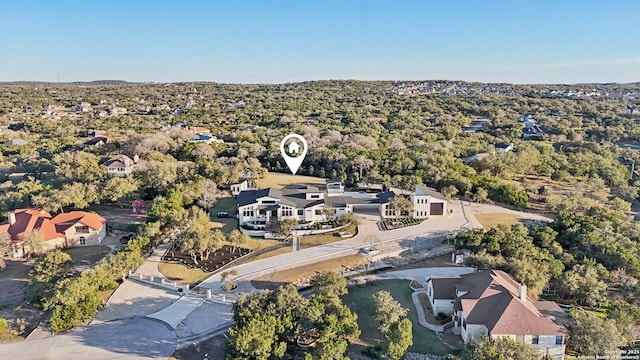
1;0;639;84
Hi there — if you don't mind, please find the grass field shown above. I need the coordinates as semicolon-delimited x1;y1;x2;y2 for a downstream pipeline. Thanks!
251;254;367;290
257;172;326;188
246;246;292;263
300;223;357;249
342;280;452;356
474;212;523;229
158;262;212;286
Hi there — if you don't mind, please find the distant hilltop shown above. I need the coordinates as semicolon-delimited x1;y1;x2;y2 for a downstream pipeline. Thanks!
0;79;638;87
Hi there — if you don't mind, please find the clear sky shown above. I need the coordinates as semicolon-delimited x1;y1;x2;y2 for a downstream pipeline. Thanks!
1;0;639;84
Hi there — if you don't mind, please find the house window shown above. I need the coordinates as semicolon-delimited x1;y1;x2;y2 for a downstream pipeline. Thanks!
315;209;322;215
297;210;303;216
556;335;564;345
262;200;276;204
79;236;86;245
532;335;539;344
463;319;467;331
75;225;90;234
244;210;254;217
310;194;320;199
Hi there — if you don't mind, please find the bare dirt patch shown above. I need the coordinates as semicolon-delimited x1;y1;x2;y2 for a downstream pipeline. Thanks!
392;255;461;270
63;245;111;267
251;254;368;290
0;260;32;306
88;202;147;232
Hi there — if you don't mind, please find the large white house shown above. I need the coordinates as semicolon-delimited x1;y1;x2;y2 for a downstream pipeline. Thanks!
425;270;568;359
237;181;449;235
237;185;344;227
379;185;448;219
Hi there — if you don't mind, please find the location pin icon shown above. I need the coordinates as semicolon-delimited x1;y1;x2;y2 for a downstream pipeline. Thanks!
280;133;308;175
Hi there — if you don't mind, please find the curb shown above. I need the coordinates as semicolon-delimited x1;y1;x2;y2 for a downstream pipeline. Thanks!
176;321;235;349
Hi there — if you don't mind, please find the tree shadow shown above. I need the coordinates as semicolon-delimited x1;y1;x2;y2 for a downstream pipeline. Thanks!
70;317;176;358
95;287;180;322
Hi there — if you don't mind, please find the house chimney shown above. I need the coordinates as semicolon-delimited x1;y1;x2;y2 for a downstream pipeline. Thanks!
8;212;16;225
519;283;527;302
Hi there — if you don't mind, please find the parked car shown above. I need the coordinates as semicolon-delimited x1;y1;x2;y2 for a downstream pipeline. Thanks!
216;211;229;218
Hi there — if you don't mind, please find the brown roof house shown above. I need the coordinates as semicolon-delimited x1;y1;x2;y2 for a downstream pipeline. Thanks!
0;208;107;257
103;154;137;177
425;270;568;359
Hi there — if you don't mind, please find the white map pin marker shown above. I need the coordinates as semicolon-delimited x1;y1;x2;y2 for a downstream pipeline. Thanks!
280;133;308;175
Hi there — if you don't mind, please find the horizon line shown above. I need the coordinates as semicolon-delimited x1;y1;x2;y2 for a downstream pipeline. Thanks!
1;78;639;87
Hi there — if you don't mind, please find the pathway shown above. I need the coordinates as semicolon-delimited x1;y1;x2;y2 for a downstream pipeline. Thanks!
147;295;205;329
133;242;172;278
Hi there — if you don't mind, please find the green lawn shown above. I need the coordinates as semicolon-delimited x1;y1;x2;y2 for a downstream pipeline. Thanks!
342;280;452;356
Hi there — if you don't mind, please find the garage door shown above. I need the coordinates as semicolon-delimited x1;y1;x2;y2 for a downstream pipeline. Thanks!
430;203;444;215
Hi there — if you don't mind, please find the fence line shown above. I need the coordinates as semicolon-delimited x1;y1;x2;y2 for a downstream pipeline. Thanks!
127;270;190;293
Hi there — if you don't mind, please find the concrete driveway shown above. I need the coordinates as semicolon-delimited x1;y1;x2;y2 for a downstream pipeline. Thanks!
0;317;176;360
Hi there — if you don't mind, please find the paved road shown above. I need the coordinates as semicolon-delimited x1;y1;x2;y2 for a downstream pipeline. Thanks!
0;318;176;360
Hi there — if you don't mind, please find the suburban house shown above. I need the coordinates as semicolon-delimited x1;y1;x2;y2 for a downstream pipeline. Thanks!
379;185;448;218
237;185;337;228
518;115;546;140
462;118;491;133
75;102;93;113
494;143;514;153
237;181;448;236
188;133;223;144
425;270;568;359
78;136;108;149
230;179;249;196
5;138;28;146
0;208;107;257
103;154;137;176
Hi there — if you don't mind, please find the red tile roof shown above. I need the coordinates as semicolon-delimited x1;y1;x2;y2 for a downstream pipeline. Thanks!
0;208;106;243
51;211;106;232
